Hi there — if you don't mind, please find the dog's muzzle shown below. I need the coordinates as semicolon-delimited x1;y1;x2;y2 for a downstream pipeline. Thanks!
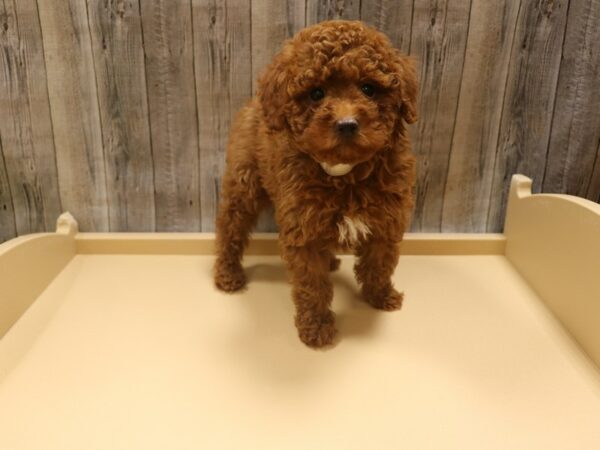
319;162;355;176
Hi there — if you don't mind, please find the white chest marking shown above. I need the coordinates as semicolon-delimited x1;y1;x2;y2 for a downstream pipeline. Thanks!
337;216;371;246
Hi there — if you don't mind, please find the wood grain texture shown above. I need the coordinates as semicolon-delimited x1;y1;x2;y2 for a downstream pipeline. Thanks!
306;0;360;24
588;142;600;202
543;0;600;199
487;0;569;232
37;0;108;232
0;137;16;242
251;0;305;92
140;0;200;231
409;0;472;232
87;0;155;231
360;0;413;52
1;0;600;240
0;0;62;234
441;0;520;232
251;0;306;232
193;0;252;232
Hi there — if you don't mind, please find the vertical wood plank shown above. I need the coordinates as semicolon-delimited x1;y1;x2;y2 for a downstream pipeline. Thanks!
487;0;569;232
193;0;252;231
0;138;16;242
251;0;305;93
37;0;109;231
0;0;62;234
409;0;472;232
542;0;600;199
86;0;155;231
587;141;600;203
140;0;200;231
441;0;520;232
360;0;413;53
251;0;305;232
306;0;360;24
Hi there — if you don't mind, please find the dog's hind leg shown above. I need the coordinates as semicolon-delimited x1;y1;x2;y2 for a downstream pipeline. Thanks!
214;162;267;292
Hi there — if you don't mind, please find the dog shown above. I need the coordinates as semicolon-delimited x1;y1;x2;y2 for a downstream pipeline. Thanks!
214;20;417;348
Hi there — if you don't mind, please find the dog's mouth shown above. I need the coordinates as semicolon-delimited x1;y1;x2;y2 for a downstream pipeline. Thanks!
319;161;355;176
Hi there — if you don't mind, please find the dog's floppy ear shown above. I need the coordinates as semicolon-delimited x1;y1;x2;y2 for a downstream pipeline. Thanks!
398;56;418;124
257;51;291;132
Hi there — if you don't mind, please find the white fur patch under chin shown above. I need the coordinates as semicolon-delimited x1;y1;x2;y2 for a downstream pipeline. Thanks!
320;162;354;176
337;216;371;246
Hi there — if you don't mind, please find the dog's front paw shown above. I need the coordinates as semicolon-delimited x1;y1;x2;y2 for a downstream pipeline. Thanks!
296;310;337;348
214;258;247;292
363;286;404;311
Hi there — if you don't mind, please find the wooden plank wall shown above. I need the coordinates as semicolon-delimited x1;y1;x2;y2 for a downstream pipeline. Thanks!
487;0;570;232
88;0;155;232
1;0;600;241
37;0;109;232
0;0;62;236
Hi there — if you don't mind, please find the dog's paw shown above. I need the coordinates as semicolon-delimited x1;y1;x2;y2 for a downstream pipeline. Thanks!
296;310;337;348
214;259;247;292
364;287;404;311
329;256;341;272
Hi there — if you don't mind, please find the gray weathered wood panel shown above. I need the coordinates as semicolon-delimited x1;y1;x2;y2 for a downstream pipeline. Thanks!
409;0;472;232
140;0;200;232
193;0;252;232
87;0;156;231
0;137;16;243
37;0;109;232
0;0;62;235
360;0;413;53
487;0;569;232
307;0;360;24
251;0;306;92
2;0;600;240
588;142;600;202
442;0;520;232
543;0;600;198
251;0;306;232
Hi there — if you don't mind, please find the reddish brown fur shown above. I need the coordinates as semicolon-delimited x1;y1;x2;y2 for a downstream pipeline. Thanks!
214;20;417;348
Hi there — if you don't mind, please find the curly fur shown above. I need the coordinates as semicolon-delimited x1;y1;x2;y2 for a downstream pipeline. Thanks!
214;20;418;348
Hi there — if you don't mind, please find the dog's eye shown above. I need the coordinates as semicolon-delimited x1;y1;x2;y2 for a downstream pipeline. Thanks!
309;88;325;101
361;84;376;97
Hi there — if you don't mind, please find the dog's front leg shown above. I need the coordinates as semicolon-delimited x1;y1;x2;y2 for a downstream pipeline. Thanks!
282;244;337;348
354;238;404;311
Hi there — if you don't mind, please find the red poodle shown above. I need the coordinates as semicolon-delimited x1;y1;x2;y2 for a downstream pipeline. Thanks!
214;20;418;348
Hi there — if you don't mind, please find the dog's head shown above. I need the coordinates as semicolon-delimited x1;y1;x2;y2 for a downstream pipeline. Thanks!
257;20;418;174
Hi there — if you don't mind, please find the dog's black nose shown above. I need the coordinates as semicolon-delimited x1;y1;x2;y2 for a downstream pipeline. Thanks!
336;118;359;137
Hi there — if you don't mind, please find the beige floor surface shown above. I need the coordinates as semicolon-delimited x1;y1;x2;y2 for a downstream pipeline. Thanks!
1;254;599;450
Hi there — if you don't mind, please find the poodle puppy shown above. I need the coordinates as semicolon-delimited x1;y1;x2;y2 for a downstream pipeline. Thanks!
214;20;417;348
